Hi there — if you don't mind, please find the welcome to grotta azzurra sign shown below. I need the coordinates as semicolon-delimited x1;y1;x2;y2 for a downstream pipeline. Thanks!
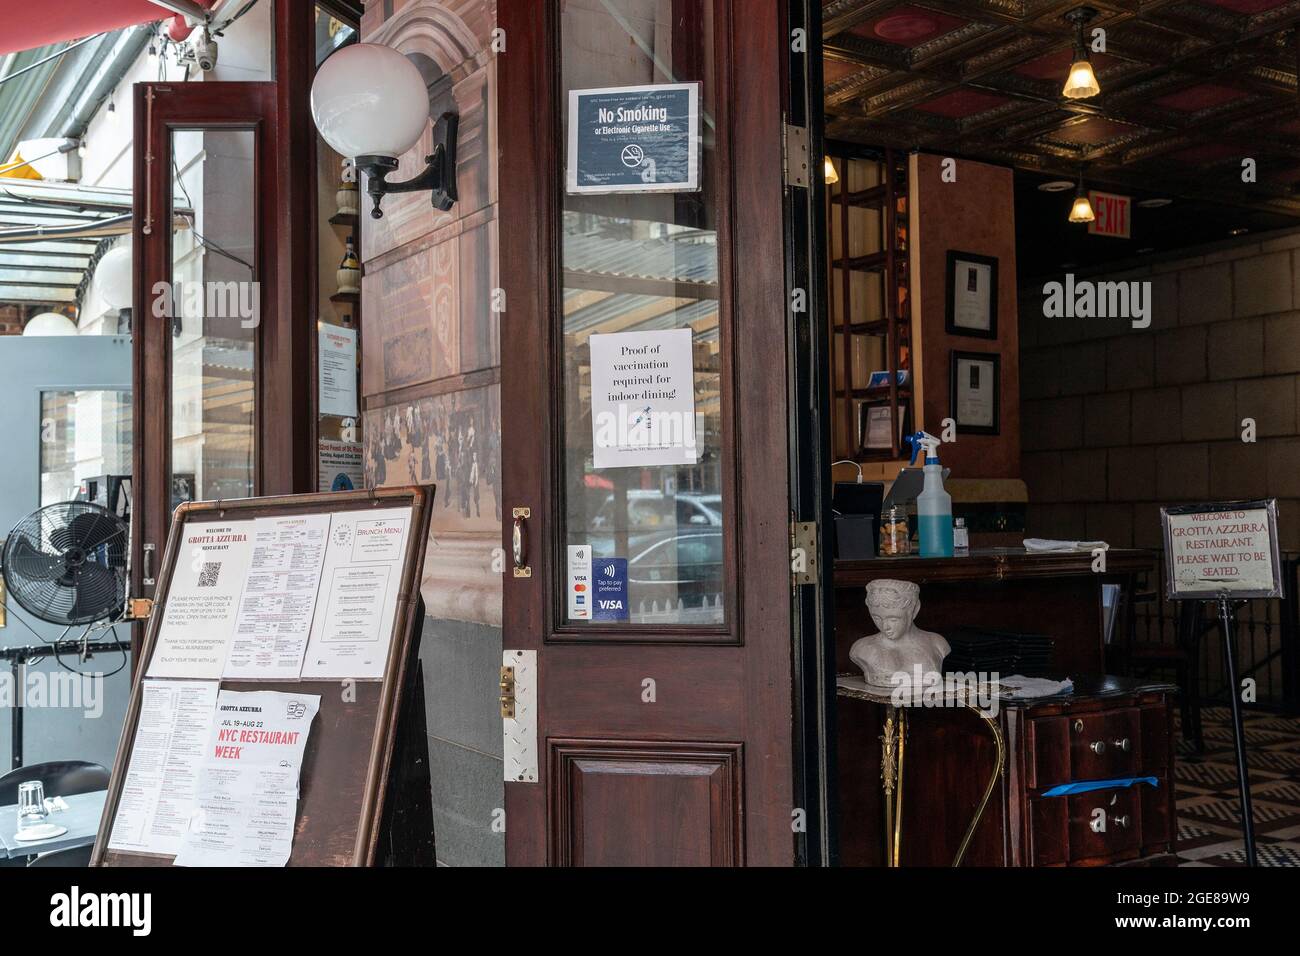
567;82;700;194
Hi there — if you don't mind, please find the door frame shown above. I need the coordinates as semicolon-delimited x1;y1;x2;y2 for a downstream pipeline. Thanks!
785;0;837;866
130;3;317;657
498;0;802;865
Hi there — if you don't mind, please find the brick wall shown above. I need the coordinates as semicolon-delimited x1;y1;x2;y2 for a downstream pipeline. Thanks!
1020;228;1300;552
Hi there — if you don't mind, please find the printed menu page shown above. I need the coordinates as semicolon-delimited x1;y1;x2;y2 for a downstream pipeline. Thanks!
147;523;254;679
222;514;331;680
108;680;219;856
300;507;413;680
173;689;320;868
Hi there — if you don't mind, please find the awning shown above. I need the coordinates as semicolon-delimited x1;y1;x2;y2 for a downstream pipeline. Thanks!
0;180;133;305
0;1;166;56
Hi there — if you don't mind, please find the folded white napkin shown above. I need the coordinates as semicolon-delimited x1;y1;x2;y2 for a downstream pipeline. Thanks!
1023;538;1109;553
993;676;1073;699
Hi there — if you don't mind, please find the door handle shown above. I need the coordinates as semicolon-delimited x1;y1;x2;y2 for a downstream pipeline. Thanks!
142;542;156;587
512;507;532;578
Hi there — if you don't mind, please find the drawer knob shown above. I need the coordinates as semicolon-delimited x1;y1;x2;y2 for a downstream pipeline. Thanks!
1113;814;1130;829
1089;740;1106;755
1073;719;1084;733
1113;737;1131;752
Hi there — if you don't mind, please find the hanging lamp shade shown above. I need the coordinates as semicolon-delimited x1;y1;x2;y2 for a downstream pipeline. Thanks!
824;157;840;185
1062;57;1101;99
1069;190;1096;223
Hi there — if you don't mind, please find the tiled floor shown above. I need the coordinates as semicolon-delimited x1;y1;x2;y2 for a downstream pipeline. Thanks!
1175;706;1300;866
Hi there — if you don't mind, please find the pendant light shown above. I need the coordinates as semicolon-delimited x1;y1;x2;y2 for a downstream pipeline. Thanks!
1062;7;1101;100
824;157;840;185
1068;169;1095;224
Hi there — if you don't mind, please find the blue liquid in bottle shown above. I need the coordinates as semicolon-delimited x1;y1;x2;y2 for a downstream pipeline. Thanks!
918;514;954;558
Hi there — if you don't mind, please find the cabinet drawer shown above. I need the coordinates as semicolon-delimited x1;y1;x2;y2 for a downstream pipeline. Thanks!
1067;708;1142;779
1029;780;1165;865
1027;707;1144;787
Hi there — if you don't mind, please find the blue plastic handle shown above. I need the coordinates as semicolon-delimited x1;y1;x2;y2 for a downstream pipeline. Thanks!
1041;776;1159;798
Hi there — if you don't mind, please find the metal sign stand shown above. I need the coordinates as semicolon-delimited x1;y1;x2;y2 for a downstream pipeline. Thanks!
1215;594;1257;867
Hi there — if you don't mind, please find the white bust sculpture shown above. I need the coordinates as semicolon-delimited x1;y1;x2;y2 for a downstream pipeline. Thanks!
850;580;950;689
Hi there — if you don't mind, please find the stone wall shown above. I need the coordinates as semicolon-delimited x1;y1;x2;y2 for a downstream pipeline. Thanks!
1020;228;1300;554
361;0;502;867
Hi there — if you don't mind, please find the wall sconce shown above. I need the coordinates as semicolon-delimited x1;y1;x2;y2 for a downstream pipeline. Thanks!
824;157;840;185
1061;7;1101;100
310;43;458;220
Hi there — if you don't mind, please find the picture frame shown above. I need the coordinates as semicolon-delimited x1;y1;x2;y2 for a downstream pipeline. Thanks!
857;398;911;452
945;250;998;339
1160;499;1284;601
949;350;1000;436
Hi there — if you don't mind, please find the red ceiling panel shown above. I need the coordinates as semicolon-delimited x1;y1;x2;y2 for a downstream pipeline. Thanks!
1170;142;1242;164
1203;0;1291;14
850;5;968;47
1152;83;1247;112
914;88;1010;118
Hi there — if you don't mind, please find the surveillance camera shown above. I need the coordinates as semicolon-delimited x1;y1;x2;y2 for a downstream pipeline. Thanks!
194;36;218;72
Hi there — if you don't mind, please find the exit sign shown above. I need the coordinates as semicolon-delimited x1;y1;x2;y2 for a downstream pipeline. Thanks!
1088;191;1131;238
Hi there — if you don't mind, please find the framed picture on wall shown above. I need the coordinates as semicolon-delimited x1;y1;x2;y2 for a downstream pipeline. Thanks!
950;351;1000;435
945;250;998;339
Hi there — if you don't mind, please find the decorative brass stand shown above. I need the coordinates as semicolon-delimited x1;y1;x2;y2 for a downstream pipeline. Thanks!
841;677;1005;867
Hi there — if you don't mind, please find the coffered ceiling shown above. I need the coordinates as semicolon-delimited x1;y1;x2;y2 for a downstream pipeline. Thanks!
822;0;1300;217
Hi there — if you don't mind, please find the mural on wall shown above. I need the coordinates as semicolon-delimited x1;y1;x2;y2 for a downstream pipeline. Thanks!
364;383;501;532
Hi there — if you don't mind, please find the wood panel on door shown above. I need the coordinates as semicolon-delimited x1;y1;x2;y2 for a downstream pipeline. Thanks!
499;0;795;866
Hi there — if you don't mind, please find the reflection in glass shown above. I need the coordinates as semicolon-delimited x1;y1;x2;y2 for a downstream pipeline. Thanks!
169;129;257;508
561;0;723;626
39;390;132;508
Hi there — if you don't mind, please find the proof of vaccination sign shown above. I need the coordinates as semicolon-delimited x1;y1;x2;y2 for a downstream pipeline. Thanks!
567;82;700;194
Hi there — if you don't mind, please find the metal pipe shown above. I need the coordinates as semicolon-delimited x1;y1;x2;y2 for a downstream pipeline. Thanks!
146;0;210;21
0;212;131;243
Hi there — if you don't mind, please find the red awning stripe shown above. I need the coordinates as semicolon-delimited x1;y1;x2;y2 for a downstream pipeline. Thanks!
0;1;169;56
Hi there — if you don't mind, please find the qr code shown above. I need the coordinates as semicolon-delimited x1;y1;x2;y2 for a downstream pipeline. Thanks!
198;562;222;588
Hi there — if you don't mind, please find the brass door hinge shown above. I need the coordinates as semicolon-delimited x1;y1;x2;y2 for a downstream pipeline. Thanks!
791;520;819;586
783;122;810;188
499;665;516;718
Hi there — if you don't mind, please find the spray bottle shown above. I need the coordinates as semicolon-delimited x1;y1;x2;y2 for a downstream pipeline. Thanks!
907;431;954;558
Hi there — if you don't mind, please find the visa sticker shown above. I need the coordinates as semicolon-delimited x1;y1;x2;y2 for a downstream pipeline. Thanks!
567;545;593;620
592;558;629;622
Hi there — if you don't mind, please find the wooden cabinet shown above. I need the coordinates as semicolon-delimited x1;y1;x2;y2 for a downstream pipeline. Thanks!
837;677;1177;867
832;549;1176;866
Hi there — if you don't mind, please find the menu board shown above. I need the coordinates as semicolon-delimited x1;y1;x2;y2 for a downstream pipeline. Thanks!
1162;500;1283;600
95;489;434;869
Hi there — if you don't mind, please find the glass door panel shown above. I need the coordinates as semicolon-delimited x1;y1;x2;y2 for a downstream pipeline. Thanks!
168;128;258;508
559;0;725;629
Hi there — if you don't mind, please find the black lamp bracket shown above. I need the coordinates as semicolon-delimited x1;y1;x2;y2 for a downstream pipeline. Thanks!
356;111;459;220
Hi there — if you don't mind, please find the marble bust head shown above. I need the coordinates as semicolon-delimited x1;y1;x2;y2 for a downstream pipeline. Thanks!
849;580;951;689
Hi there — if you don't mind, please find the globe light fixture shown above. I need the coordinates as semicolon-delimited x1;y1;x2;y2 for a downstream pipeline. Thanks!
23;312;78;336
96;242;133;311
310;43;458;219
1061;8;1101;100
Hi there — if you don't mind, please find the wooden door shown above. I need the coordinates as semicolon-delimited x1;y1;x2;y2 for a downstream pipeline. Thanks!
499;0;796;865
132;82;279;611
